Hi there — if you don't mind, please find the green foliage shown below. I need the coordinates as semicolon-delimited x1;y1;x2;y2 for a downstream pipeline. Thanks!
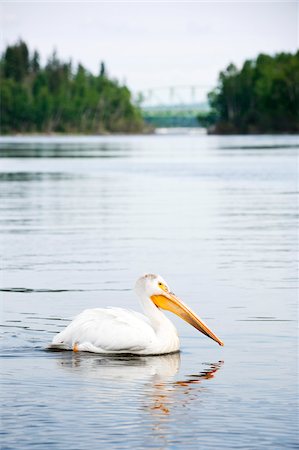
0;40;144;134
3;40;30;82
208;52;299;133
196;110;218;127
143;109;200;128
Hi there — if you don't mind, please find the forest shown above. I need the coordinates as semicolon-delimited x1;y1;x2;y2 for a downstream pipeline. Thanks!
207;51;299;134
0;40;145;134
1;41;298;135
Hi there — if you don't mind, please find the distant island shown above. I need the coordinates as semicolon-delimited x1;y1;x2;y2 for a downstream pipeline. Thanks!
1;41;298;135
206;51;299;134
0;40;145;134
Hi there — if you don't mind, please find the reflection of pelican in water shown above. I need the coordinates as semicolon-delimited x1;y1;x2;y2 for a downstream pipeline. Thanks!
55;351;181;382
149;360;224;416
51;274;223;354
143;360;223;448
52;350;223;447
53;350;223;413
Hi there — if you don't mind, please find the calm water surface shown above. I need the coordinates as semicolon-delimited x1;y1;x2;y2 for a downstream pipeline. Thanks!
0;134;298;449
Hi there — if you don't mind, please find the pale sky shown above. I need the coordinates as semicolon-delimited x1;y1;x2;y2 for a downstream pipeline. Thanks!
0;1;298;100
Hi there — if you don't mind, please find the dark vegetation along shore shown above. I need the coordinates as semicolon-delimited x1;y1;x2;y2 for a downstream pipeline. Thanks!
0;40;298;134
206;51;299;134
0;40;145;134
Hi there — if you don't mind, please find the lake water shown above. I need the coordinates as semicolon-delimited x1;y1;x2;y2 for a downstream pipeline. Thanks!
1;133;298;449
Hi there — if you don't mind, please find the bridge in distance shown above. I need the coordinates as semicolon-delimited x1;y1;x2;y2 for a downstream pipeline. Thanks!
137;84;212;110
135;85;213;127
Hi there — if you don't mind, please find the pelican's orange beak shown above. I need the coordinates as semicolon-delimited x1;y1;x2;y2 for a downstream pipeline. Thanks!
151;286;224;347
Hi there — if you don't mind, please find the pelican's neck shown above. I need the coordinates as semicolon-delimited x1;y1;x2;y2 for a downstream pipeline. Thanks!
138;292;175;332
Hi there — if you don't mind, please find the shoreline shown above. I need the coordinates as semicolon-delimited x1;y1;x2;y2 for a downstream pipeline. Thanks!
1;128;299;138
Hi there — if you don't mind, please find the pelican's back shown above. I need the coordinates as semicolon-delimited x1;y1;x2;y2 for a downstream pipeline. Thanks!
51;307;157;354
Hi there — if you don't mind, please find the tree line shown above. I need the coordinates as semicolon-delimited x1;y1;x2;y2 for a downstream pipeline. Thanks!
1;41;298;135
207;51;299;133
0;40;144;134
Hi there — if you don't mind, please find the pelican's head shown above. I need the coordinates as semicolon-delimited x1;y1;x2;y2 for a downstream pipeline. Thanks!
135;274;224;347
135;273;170;297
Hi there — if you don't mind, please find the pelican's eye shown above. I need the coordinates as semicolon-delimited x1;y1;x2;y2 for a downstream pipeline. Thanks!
158;282;169;293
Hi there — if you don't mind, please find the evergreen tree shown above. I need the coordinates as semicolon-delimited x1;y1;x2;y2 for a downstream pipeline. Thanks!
208;51;299;133
31;50;40;73
99;61;106;78
0;40;144;134
3;40;30;82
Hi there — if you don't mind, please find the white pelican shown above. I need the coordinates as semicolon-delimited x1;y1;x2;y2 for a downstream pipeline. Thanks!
50;274;224;355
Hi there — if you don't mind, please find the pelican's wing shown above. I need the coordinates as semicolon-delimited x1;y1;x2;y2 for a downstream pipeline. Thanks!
51;307;156;353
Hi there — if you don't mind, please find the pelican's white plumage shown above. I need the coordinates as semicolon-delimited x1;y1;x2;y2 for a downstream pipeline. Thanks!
51;274;223;355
